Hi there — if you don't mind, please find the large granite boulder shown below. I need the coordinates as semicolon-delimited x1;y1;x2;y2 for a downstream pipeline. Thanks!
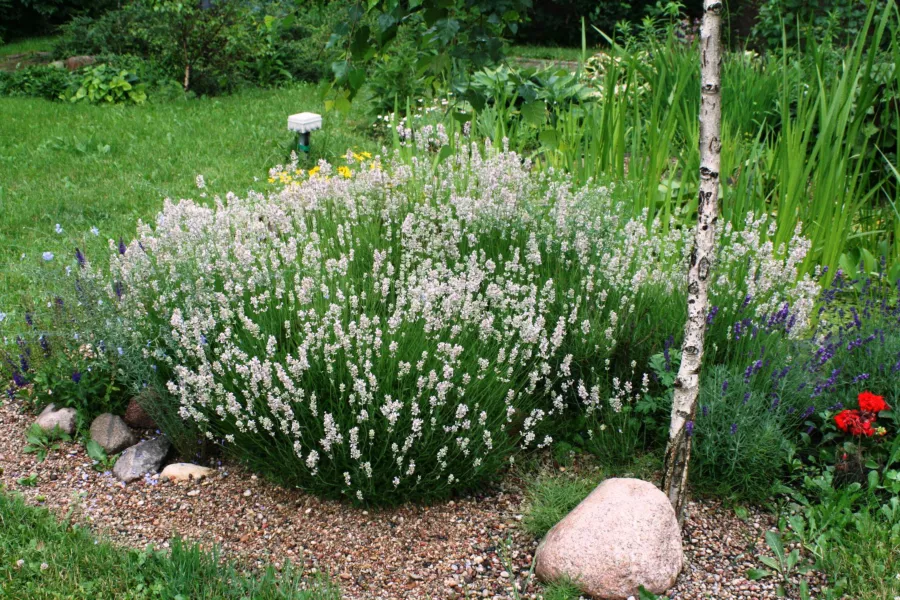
535;478;683;599
112;436;171;482
36;404;77;436
89;414;137;455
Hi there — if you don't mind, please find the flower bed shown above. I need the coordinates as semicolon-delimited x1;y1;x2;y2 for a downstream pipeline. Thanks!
7;139;819;504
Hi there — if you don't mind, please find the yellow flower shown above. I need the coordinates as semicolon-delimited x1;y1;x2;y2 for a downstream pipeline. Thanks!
267;177;275;183
308;166;321;177
337;165;352;179
361;151;372;159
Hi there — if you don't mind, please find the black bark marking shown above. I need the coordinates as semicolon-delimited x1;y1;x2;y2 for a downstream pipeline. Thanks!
699;166;718;180
698;256;710;280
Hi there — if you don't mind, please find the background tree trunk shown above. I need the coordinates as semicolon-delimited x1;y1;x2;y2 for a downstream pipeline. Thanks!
662;0;724;523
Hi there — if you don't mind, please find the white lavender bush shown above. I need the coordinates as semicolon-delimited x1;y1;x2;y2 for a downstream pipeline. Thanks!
97;138;819;503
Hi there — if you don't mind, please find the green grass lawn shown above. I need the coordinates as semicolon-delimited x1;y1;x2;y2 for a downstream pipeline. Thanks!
508;45;590;62
0;36;56;57
0;491;338;599
0;84;377;309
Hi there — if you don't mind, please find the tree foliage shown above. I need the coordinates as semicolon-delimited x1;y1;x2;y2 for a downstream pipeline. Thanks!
326;0;531;103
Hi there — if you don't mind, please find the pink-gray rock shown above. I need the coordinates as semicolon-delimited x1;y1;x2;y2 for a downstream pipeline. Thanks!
124;396;156;429
64;55;95;70
113;436;171;482
36;404;77;436
89;413;136;455
160;463;214;482
535;478;683;599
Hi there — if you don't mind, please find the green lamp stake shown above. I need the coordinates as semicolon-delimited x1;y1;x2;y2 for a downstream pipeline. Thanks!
287;112;323;153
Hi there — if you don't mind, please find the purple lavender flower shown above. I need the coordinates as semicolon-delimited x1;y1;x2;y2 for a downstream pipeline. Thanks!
685;420;694;437
75;247;86;268
721;380;728;394
71;371;82;384
39;335;50;355
702;405;708;417
730;423;738;435
743;391;751;405
801;406;815;419
114;281;123;300
24;312;33;327
706;306;719;325
118;238;127;255
12;371;26;387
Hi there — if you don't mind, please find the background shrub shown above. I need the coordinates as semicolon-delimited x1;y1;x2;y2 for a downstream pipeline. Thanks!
52;11;149;59
0;65;73;100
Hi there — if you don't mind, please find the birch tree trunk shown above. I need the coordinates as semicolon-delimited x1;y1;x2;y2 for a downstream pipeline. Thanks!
662;0;724;523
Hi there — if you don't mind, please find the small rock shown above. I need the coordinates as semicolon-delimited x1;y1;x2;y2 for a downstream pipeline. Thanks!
160;463;214;482
112;436;171;482
123;396;156;429
89;414;136;454
36;404;76;436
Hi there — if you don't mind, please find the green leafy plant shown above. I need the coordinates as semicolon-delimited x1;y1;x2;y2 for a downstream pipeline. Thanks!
85;439;117;472
747;530;812;593
16;473;38;487
23;423;70;462
64;64;147;104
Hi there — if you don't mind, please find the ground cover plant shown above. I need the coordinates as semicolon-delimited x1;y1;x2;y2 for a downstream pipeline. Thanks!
0;491;339;599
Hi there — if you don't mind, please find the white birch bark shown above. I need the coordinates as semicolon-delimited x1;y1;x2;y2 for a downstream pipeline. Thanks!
662;0;724;523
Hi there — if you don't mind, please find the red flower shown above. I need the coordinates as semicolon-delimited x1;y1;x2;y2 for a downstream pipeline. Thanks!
834;409;875;437
834;409;857;432
858;391;890;414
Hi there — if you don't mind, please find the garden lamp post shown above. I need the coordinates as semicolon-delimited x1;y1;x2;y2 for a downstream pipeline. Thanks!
288;112;323;153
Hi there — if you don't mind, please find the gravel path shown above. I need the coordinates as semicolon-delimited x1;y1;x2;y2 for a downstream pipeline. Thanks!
0;400;825;599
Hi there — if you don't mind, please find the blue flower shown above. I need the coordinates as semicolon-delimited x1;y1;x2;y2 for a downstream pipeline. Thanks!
730;423;738;435
685;420;694;437
42;252;54;261
118;238;126;255
71;371;82;383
